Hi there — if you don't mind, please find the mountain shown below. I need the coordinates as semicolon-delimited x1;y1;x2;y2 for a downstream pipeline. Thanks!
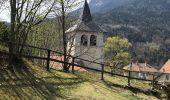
52;0;170;66
71;0;132;17
93;0;170;66
89;0;132;13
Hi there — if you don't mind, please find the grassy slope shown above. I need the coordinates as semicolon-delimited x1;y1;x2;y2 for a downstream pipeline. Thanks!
0;59;166;100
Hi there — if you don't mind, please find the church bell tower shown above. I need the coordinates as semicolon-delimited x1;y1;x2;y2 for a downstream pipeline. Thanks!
66;0;104;70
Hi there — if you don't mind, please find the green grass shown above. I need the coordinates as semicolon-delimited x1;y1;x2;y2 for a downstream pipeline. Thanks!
0;59;166;100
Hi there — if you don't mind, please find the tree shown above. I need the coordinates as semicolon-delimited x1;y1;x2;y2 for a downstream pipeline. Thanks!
5;0;56;69
8;0;56;54
104;37;132;72
26;21;62;66
9;0;16;70
0;22;8;41
53;0;81;72
0;0;5;11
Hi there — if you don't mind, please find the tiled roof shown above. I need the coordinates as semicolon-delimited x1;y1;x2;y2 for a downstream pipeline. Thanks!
125;63;158;73
160;59;170;73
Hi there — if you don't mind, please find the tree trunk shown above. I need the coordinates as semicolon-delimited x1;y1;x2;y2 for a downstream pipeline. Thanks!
9;0;16;70
61;0;69;72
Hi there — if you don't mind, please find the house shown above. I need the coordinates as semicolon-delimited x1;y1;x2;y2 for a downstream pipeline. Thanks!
66;0;104;70
124;62;159;80
157;59;170;83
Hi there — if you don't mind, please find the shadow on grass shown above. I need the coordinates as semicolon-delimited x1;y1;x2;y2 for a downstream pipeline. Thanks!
163;87;170;100
0;60;87;100
103;80;162;99
72;71;163;99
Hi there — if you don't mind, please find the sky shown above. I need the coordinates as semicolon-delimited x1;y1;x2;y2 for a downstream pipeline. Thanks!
0;2;10;22
0;0;91;22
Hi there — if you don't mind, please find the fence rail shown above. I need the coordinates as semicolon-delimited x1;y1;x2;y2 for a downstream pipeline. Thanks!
0;39;158;75
0;40;161;87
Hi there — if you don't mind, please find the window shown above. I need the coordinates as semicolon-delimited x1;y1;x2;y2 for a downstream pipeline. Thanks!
81;35;88;46
90;35;97;46
166;75;169;80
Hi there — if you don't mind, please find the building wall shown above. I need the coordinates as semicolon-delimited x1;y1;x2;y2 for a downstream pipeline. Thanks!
67;31;104;70
157;74;170;82
130;72;153;80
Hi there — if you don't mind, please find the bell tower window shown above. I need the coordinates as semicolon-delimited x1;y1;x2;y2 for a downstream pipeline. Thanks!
90;35;97;46
81;35;88;46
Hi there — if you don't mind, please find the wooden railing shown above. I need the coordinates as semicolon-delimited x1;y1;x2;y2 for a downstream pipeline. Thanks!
0;40;159;87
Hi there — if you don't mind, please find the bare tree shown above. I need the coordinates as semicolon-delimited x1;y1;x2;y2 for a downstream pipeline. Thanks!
0;0;6;11
9;0;55;54
53;0;81;71
7;0;56;69
9;0;16;70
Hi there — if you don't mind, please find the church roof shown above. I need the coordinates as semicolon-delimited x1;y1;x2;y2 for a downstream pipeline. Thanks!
66;0;103;33
81;0;92;23
66;21;103;33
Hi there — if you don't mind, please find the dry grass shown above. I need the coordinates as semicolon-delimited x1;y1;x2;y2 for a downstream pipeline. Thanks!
0;59;166;100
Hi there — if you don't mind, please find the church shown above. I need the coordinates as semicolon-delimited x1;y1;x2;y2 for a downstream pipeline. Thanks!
66;0;104;70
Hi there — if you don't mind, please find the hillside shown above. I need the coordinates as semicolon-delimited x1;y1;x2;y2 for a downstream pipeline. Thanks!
2;0;169;67
89;0;132;14
69;0;170;66
71;0;132;17
0;57;167;100
93;0;170;66
96;0;170;29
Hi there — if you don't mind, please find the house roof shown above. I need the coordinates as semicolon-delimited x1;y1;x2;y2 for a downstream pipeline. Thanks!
160;59;170;73
125;63;158;73
66;0;103;33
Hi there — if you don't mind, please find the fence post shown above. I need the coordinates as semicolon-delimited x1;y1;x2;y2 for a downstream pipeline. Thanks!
128;62;132;87
101;64;104;80
128;71;131;86
72;57;75;73
152;75;155;88
46;50;51;71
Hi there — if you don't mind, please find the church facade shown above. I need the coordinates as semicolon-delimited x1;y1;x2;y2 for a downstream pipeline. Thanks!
66;0;104;70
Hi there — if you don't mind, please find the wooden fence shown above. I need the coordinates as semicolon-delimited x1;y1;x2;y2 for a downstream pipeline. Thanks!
0;40;161;87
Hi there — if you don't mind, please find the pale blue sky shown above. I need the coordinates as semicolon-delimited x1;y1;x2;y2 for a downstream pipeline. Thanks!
0;0;90;22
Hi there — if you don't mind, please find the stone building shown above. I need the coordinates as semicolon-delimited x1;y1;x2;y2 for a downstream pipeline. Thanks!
66;0;104;70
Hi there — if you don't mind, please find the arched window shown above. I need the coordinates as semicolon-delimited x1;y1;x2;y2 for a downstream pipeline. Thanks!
81;35;88;46
90;35;97;46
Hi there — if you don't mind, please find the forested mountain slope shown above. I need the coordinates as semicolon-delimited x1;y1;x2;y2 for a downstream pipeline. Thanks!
89;0;132;13
94;0;170;66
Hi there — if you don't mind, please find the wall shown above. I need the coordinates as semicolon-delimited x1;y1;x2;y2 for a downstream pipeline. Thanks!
130;72;154;80
67;31;104;70
157;74;170;82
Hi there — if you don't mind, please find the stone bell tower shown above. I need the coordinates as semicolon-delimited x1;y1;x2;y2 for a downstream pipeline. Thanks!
66;0;104;70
